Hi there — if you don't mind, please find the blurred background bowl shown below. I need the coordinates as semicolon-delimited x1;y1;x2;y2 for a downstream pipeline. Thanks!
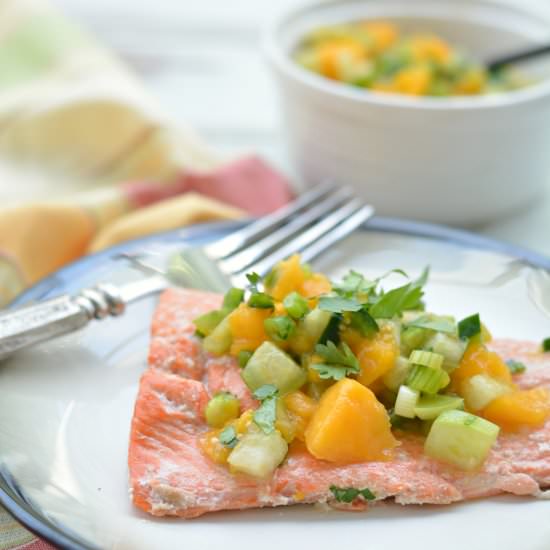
264;0;550;226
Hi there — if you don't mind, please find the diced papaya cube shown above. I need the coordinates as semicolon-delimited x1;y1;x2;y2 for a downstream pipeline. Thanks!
284;391;317;441
268;255;307;301
300;273;331;299
451;343;512;390
305;378;397;463
363;21;398;52
317;39;366;80
351;325;398;387
482;388;550;431
228;304;270;355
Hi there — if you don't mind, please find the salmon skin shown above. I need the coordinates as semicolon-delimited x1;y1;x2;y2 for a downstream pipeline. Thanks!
128;288;550;518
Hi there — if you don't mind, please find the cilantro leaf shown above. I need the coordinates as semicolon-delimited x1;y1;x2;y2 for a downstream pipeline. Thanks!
253;384;279;401
407;315;456;334
350;309;379;336
253;396;277;434
312;342;360;380
458;314;481;341
318;296;363;313
333;270;376;297
543;338;550;353
506;359;526;374
246;272;261;287
330;485;376;503
375;268;409;282
318;313;342;345
219;426;239;448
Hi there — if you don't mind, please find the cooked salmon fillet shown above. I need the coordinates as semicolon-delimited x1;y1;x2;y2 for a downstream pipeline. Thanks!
128;288;550;518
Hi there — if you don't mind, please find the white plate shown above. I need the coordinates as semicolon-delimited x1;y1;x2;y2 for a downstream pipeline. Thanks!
0;219;549;550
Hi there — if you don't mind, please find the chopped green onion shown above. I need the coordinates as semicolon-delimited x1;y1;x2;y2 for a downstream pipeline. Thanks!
424;410;500;471
264;316;296;341
382;356;412;391
409;350;444;370
253;396;278;434
413;394;464;420
318;313;342;345
222;287;245;310
461;374;512;411
543;338;550;352
458;314;481;341
238;350;253;368
194;309;227;337
406;364;450;394
506;359;526;375
205;392;240;428
283;292;310;319
248;292;274;309
219;426;239;448
423;333;466;372
394;385;419;419
401;326;430;354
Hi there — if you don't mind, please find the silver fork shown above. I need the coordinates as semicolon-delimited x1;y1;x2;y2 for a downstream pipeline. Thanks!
0;185;374;360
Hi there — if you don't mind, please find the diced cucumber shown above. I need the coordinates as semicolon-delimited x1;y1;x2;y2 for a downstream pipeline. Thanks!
406;365;450;394
242;341;306;395
461;374;512;412
194;310;227;337
227;430;288;478
394;385;419;419
413;394;463;420
205;392;240;427
409;350;444;370
288;308;331;354
203;317;232;355
424;410;500;471
424;333;466;372
382;356;412;391
401;326;430;355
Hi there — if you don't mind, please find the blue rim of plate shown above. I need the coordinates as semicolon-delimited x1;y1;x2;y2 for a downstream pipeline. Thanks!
1;216;549;550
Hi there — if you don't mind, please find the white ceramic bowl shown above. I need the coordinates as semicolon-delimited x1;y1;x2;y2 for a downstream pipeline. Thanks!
264;0;550;226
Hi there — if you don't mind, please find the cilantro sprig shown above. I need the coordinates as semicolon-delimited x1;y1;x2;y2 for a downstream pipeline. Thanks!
312;342;360;381
219;426;239;448
253;384;279;434
458;313;481;341
506;359;526;375
330;485;376;503
407;315;456;334
246;272;274;309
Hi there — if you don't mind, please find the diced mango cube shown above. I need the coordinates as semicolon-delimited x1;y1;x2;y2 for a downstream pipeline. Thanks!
228;304;270;355
305;378;397;463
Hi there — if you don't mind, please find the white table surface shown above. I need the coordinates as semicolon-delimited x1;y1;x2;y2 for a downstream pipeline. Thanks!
53;0;550;257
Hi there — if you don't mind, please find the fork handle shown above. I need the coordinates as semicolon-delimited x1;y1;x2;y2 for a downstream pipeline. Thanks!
0;284;125;360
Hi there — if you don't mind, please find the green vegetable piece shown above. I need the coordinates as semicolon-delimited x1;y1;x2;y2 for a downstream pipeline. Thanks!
407;315;456;334
288;308;331;354
394;385;419;419
238;350;253;368
203;317;232;355
333;270;376;297
423;333;466;372
401;326;430;354
461;374;512;411
242;341;307;395
458;313;481;341
312;341;360;381
318;313;342;345
424;410;500;471
263;268;278;290
409;350;444;370
350;309;379;336
248;292;274;309
382;356;412;391
413;394;464;420
205;392;240;428
406;364;450;394
283;292;310;319
246;272;262;287
264;316;296;342
543;338;550;353
219;426;239;448
329;485;376;503
223;287;245;310
227;431;288;478
253;384;278;401
194;309;227;337
506;359;526;375
254;396;278;434
318;296;362;313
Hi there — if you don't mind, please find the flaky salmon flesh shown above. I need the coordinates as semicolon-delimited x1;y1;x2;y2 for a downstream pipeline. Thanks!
128;288;550;518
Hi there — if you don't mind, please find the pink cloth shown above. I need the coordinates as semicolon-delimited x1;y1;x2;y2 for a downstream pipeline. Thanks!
123;155;294;215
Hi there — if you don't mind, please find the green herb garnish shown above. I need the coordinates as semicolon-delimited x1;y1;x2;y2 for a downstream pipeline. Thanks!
330;485;376;503
248;292;274;309
253;384;279;401
222;287;245;310
350;309;379;336
318;296;363;313
543;338;550;353
407;315;456;334
318;313;342;345
506;359;526;374
219;426;239;448
312;341;360;380
458;314;481;341
283;292;309;319
264;316;296;341
333;270;376;297
246;272;262;287
253;397;278;434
